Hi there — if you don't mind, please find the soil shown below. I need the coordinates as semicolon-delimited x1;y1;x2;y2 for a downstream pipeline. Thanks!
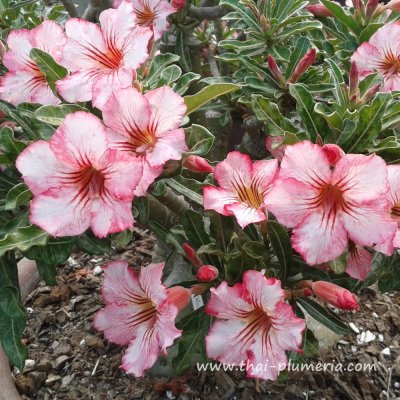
14;227;400;400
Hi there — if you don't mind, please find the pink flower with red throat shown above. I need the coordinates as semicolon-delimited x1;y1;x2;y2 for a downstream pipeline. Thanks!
203;152;278;229
206;270;305;380
351;22;400;92
94;261;182;377
16;112;142;238
375;165;400;256
100;86;187;196
113;0;177;40
0;20;66;106
265;141;397;266
56;0;152;109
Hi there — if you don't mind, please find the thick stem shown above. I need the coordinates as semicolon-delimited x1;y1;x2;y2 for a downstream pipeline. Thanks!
187;4;231;20
151;186;188;216
82;0;113;21
60;0;80;17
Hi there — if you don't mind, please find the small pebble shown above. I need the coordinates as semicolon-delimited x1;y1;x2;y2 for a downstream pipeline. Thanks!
372;312;379;318
349;322;360;334
351;346;357;352
24;359;35;370
93;266;103;276
379;334;384;342
364;330;375;343
381;347;391;356
394;382;400;389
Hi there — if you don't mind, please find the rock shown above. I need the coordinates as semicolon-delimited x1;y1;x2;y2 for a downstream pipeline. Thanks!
85;334;104;348
45;374;61;384
55;309;70;323
23;359;36;371
382;347;391;356
14;372;46;395
53;355;70;370
36;360;52;373
349;322;360;334
213;371;235;400
53;340;72;357
93;266;103;276
61;375;72;388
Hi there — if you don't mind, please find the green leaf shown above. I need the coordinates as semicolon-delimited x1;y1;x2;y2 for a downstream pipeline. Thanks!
159;64;182;86
358;23;383;43
268;221;292;281
112;229;133;247
320;0;362;35
184;83;240;115
173;72;201;95
325;58;348;109
23;238;75;285
166;177;203;206
303;329;319;358
5;183;32;211
0;225;48;258
0;126;27;163
176;29;192;72
182;209;211;250
289;83;329;142
0;252;18;292
296;297;350;335
242;241;269;265
34;104;87;126
185;124;215;155
76;231;111;255
145;53;180;87
0;286;27;370
29;48;68;91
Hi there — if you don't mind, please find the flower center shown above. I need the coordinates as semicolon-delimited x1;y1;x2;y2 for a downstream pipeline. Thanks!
317;184;344;212
134;3;156;26
379;51;400;77
392;203;400;221
63;167;106;199
237;186;264;209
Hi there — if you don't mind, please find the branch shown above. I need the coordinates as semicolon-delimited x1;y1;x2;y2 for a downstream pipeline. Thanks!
82;0;113;21
60;0;80;17
187;4;231;20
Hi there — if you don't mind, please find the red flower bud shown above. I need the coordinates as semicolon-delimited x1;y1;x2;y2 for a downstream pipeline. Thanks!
352;0;364;11
182;243;203;268
167;286;191;311
267;55;285;86
386;0;400;12
184;155;214;173
288;48;316;83
196;265;219;282
307;3;334;17
349;61;359;99
312;281;359;311
171;0;185;10
322;144;345;166
366;0;379;17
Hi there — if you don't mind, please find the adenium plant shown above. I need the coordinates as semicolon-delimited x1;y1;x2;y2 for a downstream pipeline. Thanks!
0;0;400;384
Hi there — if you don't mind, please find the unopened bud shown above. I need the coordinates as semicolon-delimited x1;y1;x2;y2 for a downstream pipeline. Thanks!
352;0;363;11
196;265;219;282
366;0;379;18
184;155;214;173
267;55;285;87
349;61;359;99
182;243;202;268
312;281;359;311
167;286;191;311
322;144;345;166
386;0;400;12
307;3;334;17
0;41;5;62
171;0;186;10
358;82;381;105
259;15;271;32
288;48;316;83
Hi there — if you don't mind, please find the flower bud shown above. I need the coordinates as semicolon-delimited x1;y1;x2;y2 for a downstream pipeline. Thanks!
352;0;363;11
358;82;381;105
267;55;285;87
312;281;359;311
386;0;400;12
182;243;202;268
167;286;191;311
322;144;345;166
349;61;359;99
366;0;379;18
307;3;334;17
265;135;285;161
196;265;219;282
184;155;214;173
171;0;185;10
288;48;316;83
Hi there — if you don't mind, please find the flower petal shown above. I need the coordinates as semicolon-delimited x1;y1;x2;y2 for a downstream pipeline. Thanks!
50;112;108;168
2;29;32;71
333;154;389;204
341;198;397;247
351;42;382;78
30;20;66;62
138;263;167;306
29;187;91;237
135;160;163;197
252;159;278;195
292;210;348;265
205;281;253;320
101;260;146;304
346;246;373;281
387;165;400;206
146;128;187;166
213;151;253;191
144;86;186;133
156;302;182;352
56;69;98;103
203;186;238;216
224;202;266;228
16;140;74;196
121;26;153;69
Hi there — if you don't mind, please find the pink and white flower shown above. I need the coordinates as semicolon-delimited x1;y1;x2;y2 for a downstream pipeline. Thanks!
94;261;182;377
345;243;373;281
100;86;187;196
206;270;305;381
265;141;397;265
351;22;400;91
0;20;66;106
203;152;278;229
113;0;177;40
56;0;152;108
375;165;400;256
16;112;142;238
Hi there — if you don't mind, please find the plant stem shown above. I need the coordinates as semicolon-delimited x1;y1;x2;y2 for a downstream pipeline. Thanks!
60;0;80;17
